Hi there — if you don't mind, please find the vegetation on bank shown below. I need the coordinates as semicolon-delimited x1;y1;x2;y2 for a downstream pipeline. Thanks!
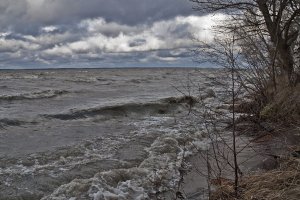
211;157;300;200
187;0;300;199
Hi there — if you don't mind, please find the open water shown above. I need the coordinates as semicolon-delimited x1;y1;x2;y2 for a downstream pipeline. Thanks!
0;68;226;200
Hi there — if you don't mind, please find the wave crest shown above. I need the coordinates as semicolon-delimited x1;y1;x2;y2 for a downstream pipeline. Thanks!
43;96;197;120
0;90;69;101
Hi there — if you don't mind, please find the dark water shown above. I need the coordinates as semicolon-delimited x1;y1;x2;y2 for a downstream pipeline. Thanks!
0;68;225;200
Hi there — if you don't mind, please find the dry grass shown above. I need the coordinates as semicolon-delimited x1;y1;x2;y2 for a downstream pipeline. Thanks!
211;181;237;200
241;158;300;200
260;84;300;124
211;158;300;200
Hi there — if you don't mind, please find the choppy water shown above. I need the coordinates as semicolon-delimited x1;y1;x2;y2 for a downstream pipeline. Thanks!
0;68;226;200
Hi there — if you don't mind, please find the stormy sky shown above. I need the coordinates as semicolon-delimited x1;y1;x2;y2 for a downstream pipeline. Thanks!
0;0;223;69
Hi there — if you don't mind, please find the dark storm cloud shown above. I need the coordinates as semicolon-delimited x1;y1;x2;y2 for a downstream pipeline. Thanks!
0;0;194;34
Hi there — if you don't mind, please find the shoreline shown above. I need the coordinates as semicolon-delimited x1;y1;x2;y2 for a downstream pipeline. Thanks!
182;120;300;199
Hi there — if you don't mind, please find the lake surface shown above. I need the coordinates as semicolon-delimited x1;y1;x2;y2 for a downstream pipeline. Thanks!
0;68;226;199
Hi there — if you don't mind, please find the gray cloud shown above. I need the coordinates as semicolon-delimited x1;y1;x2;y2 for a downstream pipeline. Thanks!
0;0;194;34
0;13;226;68
40;15;221;58
0;0;226;68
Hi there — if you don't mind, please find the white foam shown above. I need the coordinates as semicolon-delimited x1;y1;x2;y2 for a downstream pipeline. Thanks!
41;115;211;200
0;136;126;177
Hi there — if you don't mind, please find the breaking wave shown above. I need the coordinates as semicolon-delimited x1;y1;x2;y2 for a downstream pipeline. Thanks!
0;118;37;127
43;96;197;120
41;120;210;200
0;90;69;101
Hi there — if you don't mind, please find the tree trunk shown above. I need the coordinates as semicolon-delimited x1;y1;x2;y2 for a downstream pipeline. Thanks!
277;41;294;85
257;1;296;86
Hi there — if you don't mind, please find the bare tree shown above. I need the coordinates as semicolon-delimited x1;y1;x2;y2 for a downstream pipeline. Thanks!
173;1;300;199
190;0;300;86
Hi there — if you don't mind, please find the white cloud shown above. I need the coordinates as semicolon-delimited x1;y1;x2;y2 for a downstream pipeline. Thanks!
0;38;40;52
41;26;59;33
79;18;142;35
43;45;73;57
42;14;226;57
0;14;227;66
